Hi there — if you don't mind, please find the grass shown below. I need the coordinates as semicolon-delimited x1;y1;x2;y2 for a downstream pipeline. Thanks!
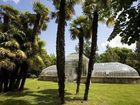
0;79;140;105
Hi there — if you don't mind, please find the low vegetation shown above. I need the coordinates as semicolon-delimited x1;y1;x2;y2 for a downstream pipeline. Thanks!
0;79;140;105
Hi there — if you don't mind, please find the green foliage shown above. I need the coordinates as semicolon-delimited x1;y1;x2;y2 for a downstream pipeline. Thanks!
52;0;82;22
0;3;51;91
108;1;140;45
49;54;56;65
33;2;49;15
126;40;140;75
98;46;132;63
70;16;91;40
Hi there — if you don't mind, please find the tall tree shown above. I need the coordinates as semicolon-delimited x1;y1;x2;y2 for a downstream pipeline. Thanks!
84;8;98;101
70;16;90;94
0;2;50;92
52;0;81;103
55;0;66;104
83;0;137;100
83;0;117;100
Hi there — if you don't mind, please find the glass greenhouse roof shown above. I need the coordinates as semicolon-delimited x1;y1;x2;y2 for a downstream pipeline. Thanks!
92;62;139;77
40;65;57;76
66;53;89;61
40;53;139;78
40;62;139;77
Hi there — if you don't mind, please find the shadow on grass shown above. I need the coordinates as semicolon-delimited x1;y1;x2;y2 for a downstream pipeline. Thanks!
3;90;33;97
1;89;73;105
0;99;31;105
66;95;84;102
33;89;61;105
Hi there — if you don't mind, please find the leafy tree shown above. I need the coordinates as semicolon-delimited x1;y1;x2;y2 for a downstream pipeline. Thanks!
108;2;140;45
99;46;132;63
49;54;56;65
127;40;140;75
107;0;140;75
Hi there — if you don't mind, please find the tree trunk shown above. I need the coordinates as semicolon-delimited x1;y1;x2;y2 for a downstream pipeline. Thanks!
19;61;28;90
19;72;27;90
9;75;15;91
56;0;66;104
9;69;17;91
32;13;41;42
0;81;2;92
0;68;4;92
3;15;10;32
76;36;84;94
84;10;98;101
15;68;22;90
3;69;10;92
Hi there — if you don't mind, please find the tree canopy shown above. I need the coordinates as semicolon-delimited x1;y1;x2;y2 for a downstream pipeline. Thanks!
108;1;140;45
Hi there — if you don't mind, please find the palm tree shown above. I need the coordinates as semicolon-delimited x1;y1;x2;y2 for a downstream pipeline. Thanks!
56;0;66;104
0;3;50;92
32;2;49;42
0;5;19;32
52;0;81;103
70;16;91;94
83;0;114;100
0;31;27;92
83;0;137;100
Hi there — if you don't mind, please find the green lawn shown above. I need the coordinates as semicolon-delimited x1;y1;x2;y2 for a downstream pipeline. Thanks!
0;79;140;105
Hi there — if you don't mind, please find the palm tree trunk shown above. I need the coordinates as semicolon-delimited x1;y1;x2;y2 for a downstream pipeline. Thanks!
84;10;98;101
0;68;4;92
15;67;22;90
0;80;2;92
9;64;19;91
76;35;84;94
32;13;41;42
9;70;16;91
56;0;66;104
3;15;10;32
3;69;9;92
19;61;28;90
19;73;27;90
0;82;2;92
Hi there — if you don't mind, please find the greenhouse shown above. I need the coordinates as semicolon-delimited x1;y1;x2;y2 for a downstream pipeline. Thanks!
93;62;139;77
39;53;140;83
39;53;89;82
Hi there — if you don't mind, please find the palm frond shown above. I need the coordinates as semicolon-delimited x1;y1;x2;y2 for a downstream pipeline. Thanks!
0;39;20;49
15;50;27;60
33;2;49;15
70;16;91;40
0;58;16;70
106;17;115;27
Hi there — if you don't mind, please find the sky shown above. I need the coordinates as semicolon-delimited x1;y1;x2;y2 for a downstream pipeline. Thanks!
0;0;136;55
